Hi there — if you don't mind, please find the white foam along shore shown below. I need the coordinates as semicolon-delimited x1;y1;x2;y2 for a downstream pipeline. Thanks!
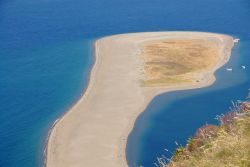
46;32;235;167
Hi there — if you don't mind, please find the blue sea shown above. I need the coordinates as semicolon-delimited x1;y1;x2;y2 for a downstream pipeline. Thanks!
0;0;250;167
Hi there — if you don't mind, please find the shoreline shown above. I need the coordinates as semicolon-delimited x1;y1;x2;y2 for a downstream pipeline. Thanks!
46;32;235;167
44;39;101;166
43;40;97;167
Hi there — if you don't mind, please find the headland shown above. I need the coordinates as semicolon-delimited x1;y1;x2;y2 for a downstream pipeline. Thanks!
46;32;234;167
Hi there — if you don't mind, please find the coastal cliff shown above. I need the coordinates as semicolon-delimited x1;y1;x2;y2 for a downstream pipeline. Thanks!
162;101;250;167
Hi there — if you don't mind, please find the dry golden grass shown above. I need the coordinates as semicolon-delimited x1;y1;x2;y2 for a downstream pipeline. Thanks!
140;40;220;86
158;102;250;167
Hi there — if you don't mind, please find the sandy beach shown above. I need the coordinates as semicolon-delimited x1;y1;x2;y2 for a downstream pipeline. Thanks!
46;32;234;167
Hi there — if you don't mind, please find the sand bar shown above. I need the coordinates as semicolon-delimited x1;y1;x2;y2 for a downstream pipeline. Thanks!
46;32;234;167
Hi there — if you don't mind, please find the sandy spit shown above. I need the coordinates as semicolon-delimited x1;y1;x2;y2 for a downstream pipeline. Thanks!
46;32;235;167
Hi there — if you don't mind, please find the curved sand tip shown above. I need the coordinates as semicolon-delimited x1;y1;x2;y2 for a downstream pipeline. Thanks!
46;32;234;167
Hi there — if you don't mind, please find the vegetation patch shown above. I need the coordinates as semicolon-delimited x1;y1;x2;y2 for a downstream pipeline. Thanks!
140;39;220;87
156;101;250;167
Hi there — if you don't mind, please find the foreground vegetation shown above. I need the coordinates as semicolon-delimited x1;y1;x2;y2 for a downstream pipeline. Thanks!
157;101;250;167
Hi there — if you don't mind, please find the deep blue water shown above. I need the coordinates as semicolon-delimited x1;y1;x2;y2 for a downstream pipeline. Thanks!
0;0;250;167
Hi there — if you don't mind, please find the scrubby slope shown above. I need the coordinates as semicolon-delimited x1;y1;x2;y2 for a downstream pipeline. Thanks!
161;102;250;167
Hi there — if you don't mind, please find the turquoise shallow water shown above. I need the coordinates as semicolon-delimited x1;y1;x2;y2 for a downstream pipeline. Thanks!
0;0;250;167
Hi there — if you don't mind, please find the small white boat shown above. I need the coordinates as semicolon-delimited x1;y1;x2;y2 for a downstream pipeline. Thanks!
234;38;240;43
237;100;242;103
226;68;233;71
242;65;246;69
